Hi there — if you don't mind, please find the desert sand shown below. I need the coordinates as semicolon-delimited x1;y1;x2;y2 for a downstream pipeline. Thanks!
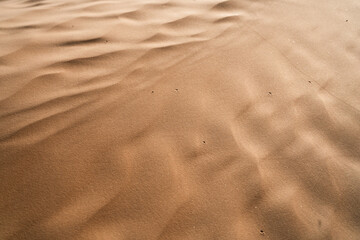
1;0;360;239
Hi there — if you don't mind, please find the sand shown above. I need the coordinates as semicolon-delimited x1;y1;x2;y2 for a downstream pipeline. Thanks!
1;0;360;239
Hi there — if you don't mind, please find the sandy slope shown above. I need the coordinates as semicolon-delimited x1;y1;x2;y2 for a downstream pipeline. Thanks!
1;0;360;239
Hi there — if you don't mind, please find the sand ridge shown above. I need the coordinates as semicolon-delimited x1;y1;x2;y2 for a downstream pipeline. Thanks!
1;0;360;239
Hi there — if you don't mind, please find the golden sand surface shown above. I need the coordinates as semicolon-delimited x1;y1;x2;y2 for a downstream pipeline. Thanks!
1;0;360;239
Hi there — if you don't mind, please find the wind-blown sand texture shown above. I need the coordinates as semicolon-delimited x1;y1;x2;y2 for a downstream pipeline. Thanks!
1;0;360;239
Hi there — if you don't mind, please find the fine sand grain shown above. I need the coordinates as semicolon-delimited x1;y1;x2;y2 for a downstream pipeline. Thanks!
1;0;360;239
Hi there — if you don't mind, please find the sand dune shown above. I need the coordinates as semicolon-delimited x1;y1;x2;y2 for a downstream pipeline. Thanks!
1;0;360;239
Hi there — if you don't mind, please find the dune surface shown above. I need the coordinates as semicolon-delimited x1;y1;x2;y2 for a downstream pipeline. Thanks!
1;0;360;239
